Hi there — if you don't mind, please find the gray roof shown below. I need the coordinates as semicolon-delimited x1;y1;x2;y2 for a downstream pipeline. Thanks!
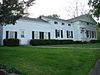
20;14;97;24
40;15;69;22
20;17;49;23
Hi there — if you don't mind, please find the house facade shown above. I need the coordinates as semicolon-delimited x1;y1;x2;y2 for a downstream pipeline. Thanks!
0;14;97;45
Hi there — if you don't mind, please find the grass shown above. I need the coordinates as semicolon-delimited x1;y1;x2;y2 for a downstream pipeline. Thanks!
0;43;100;75
50;43;100;48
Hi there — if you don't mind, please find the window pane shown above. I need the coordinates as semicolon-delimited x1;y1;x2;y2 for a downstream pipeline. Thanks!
21;31;24;38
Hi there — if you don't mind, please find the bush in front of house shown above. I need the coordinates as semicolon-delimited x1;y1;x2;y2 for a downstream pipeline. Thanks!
74;41;88;44
30;39;74;46
74;41;83;44
3;39;20;46
90;40;100;43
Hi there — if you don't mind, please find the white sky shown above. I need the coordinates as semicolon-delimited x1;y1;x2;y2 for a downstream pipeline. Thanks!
28;0;90;19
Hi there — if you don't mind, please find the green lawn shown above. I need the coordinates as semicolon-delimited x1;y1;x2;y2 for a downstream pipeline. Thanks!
0;43;100;75
51;43;100;48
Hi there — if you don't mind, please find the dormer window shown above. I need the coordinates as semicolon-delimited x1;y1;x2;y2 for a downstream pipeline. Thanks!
62;23;65;25
68;24;71;26
54;21;58;24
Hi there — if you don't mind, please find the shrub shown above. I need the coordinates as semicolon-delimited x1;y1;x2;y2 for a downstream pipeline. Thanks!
90;40;100;43
30;39;74;46
3;39;20;46
74;41;83;44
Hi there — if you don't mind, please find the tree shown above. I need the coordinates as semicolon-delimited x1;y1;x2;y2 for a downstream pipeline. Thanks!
47;14;60;19
88;0;100;19
65;0;90;18
0;0;35;25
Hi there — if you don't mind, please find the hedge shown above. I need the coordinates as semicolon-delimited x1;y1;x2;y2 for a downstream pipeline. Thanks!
3;39;20;46
90;40;100;43
30;39;74;46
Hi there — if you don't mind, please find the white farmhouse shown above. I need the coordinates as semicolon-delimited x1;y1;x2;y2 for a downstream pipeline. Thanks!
0;14;97;45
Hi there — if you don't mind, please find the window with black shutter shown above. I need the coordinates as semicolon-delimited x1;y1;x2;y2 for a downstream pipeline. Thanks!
40;32;44;39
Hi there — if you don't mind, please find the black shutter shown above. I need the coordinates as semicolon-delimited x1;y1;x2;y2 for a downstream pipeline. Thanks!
15;32;17;39
32;31;34;39
71;31;73;38
61;30;63;38
67;31;68;38
6;31;9;39
55;29;57;38
48;32;50;39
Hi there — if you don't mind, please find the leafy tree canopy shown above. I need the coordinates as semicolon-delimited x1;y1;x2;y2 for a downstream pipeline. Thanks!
0;0;35;25
88;0;100;19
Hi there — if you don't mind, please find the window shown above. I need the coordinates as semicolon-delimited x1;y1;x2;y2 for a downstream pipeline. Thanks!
68;24;71;26
54;21;58;24
66;30;73;38
21;31;24;38
57;30;60;37
55;29;60;38
6;31;17;39
55;29;63;38
86;30;89;38
90;31;92;38
62;23;65;25
92;31;96;38
39;32;44;39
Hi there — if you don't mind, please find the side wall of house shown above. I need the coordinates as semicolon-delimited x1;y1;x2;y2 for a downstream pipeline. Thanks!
0;25;3;45
3;19;75;45
3;20;53;45
2;17;97;45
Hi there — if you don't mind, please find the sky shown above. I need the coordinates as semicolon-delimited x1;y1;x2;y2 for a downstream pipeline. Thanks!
28;0;90;19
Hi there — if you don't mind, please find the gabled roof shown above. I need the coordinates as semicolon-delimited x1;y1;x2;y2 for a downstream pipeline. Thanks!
40;14;97;24
66;14;97;24
20;14;96;24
